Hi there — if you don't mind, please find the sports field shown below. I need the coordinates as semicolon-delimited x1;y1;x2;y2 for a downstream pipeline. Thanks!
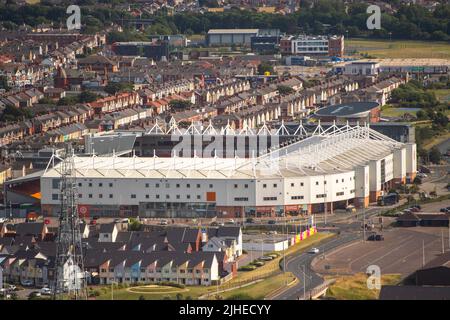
347;39;450;59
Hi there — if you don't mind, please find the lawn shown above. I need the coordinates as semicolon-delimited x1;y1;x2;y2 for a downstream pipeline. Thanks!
346;39;450;59
324;273;402;300
216;272;296;300
381;106;420;118
430;89;450;103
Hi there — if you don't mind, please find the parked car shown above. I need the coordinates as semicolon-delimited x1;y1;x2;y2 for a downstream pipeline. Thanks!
268;220;276;225
21;280;33;287
309;247;320;254
368;234;384;241
375;234;385;241
40;287;52;296
268;230;278;235
259;256;274;261
246;218;255;223
28;291;41;298
159;219;168;226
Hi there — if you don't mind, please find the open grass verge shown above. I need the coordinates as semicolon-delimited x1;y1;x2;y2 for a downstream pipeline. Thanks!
324;273;402;300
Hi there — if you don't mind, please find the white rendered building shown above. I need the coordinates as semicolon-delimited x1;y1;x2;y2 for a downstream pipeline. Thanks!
40;122;416;218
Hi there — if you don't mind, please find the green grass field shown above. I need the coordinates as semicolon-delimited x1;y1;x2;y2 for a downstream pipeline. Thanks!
325;273;402;300
347;39;450;59
430;89;450;103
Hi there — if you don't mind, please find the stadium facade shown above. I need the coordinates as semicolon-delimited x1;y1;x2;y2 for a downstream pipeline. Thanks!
39;122;416;218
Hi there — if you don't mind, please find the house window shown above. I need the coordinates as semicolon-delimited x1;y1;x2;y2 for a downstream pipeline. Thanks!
324;181;327;185
78;194;82;198
209;184;213;189
155;183;160;188
196;195;201;200
109;268;114;272
88;194;93;198
273;184;277;188
234;197;248;201
131;194;136;199
109;183;113;187
156;195;160;199
176;184;180;188
52;179;60;189
78;183;82;187
165;183;170;188
109;194;113;199
315;181;319;185
196;184;200;188
291;183;295;187
234;184;238;189
342;179;344;182
99;183;103;187
187;195;191;199
145;183;150;188
88;183;92;187
99;194;103;198
244;184;248;189
316;194;326;198
186;183;190;188
176;195;180;199
300;182;304;186
166;195;170;199
336;179;338;183
263;197;277;201
263;184;267;188
291;195;304;200
336;192;344;196
52;194;59;200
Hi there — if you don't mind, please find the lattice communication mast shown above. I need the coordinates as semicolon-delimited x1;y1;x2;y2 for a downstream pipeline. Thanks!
53;146;87;300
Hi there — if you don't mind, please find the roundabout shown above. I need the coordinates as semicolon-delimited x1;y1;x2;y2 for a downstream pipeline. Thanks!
126;285;189;295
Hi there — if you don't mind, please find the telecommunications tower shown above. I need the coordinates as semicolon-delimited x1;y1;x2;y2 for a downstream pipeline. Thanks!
52;146;87;300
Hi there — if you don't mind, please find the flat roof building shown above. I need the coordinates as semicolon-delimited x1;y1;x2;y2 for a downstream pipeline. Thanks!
314;102;381;124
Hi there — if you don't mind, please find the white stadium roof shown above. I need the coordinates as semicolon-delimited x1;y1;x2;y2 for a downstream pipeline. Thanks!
43;122;404;180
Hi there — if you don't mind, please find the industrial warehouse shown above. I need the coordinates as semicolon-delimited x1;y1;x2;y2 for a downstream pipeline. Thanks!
38;122;416;218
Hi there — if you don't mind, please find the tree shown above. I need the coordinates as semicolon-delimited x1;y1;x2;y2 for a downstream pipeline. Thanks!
169;99;192;110
105;82;133;95
428;147;442;164
277;85;295;95
413;176;422;185
79;91;99;103
257;62;274;75
128;218;142;231
0;75;9;91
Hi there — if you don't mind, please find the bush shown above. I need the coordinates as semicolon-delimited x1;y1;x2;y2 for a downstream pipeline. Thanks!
139;295;146;300
238;265;257;271
227;293;254;300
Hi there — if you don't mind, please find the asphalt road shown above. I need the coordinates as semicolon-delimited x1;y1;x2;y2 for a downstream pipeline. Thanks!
271;232;361;300
271;207;382;300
